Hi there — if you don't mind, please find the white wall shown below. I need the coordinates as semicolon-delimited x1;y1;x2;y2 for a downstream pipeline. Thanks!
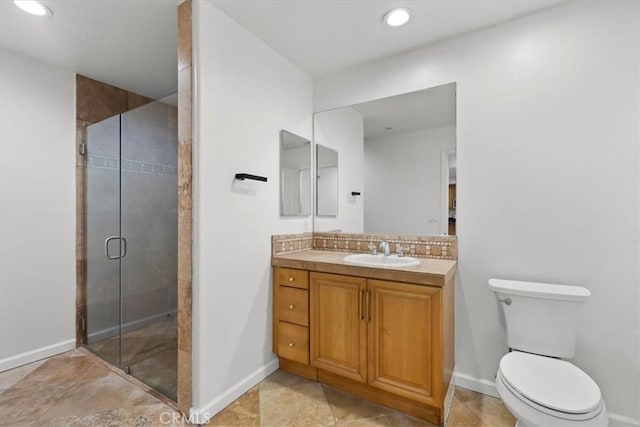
0;49;76;370
364;126;455;235
315;1;640;423
313;107;364;233
192;1;313;421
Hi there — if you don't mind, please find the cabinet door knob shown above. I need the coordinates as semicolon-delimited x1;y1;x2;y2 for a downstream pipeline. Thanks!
289;304;295;309
288;342;294;348
289;277;294;282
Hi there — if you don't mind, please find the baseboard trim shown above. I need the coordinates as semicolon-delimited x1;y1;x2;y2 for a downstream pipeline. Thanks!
454;371;639;426
189;358;279;425
453;371;499;398
609;413;640;427
87;310;176;343
0;339;76;372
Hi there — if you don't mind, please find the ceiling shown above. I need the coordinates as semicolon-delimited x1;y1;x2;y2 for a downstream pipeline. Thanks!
0;0;180;100
352;83;455;139
0;0;565;99
212;0;566;76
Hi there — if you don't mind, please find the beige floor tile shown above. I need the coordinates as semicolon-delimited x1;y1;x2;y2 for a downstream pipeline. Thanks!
0;381;71;424
1;349;517;427
116;402;185;426
17;355;111;387
260;382;335;427
460;393;515;427
0;359;46;392
447;399;488;427
260;369;314;392
339;413;433;426
33;403;183;427
209;385;260;426
323;385;394;423
39;372;140;419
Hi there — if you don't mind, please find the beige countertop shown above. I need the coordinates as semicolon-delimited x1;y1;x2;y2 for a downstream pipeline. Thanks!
272;250;456;287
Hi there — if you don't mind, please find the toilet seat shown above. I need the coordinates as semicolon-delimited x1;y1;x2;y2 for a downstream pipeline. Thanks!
498;352;603;421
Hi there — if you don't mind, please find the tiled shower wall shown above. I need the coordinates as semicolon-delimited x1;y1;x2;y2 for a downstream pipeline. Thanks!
176;0;193;413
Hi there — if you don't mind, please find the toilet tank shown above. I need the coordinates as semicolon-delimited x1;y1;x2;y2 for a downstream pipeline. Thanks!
489;279;590;359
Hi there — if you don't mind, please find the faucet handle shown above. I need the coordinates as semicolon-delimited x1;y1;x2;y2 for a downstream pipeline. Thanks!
367;242;377;255
396;245;407;257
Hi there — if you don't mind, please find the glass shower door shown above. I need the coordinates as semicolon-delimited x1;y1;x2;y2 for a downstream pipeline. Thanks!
84;99;178;401
85;115;122;367
120;100;178;400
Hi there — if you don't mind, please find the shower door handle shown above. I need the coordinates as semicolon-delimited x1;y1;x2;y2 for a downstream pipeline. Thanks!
120;237;127;259
104;236;126;260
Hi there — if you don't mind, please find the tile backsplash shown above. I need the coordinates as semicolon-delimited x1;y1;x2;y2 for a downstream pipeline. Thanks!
273;232;457;260
272;233;314;255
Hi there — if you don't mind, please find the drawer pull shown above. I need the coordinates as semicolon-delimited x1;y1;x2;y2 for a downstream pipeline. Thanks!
289;277;294;282
289;304;295;309
288;342;295;348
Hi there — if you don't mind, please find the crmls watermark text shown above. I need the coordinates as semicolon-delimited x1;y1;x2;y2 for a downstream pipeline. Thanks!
160;412;211;425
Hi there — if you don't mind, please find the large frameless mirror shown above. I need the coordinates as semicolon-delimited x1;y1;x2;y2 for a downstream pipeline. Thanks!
312;83;456;235
280;130;311;216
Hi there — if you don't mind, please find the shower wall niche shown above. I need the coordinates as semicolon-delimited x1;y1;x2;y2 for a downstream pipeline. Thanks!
84;98;178;400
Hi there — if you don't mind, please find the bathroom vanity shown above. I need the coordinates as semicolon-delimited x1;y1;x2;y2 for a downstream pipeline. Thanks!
272;249;456;426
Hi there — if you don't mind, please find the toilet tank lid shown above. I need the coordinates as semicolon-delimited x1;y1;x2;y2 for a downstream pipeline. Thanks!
489;279;590;302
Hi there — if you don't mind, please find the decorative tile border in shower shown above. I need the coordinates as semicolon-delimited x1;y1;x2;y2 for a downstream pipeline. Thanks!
272;233;314;255
312;232;457;260
86;154;178;176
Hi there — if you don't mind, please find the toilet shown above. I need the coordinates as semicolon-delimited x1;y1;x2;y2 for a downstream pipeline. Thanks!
489;279;608;427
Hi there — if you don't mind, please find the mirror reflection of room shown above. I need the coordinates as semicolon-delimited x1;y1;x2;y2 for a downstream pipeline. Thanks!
316;144;338;216
313;83;457;236
280;130;311;216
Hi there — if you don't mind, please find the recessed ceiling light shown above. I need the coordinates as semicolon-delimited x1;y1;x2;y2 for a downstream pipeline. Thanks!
14;0;52;17
383;8;410;27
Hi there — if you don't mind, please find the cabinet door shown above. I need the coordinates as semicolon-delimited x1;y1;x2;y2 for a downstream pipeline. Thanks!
310;272;367;383
367;280;441;405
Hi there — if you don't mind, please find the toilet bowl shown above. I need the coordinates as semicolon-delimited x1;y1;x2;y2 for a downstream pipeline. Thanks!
496;352;608;427
488;279;608;427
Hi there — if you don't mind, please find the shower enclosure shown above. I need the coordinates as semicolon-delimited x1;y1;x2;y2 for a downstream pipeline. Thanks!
84;98;178;400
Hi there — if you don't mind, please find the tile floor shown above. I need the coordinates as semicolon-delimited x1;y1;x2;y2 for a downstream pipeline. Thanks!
87;316;177;399
0;350;516;426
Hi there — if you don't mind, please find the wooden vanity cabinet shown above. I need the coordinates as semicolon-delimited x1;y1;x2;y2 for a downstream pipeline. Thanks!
272;267;310;365
309;273;442;404
273;267;454;426
309;272;367;383
367;279;442;406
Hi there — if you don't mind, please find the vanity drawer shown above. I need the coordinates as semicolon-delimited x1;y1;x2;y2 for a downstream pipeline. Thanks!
278;268;309;289
278;286;309;326
278;322;309;365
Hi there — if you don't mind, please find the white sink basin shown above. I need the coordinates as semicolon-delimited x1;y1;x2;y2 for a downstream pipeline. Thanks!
343;253;420;268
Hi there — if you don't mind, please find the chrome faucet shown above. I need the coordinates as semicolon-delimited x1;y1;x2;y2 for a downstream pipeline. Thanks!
379;240;390;256
396;245;407;257
367;242;377;255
